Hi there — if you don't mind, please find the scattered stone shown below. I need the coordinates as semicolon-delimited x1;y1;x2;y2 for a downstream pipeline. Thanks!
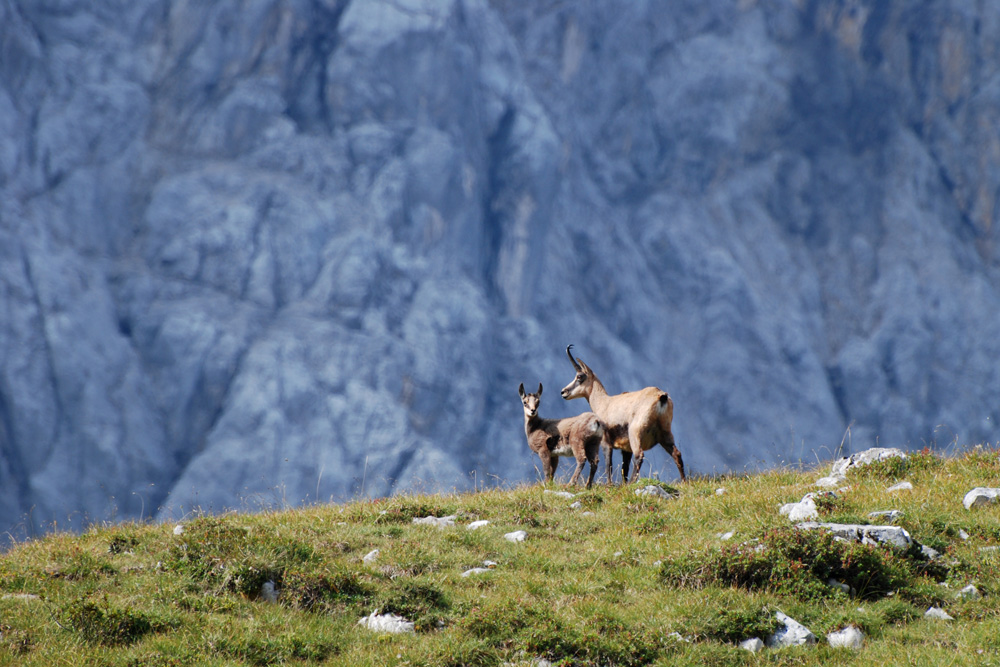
412;515;457;528
544;490;576;499
815;475;846;488
260;581;278;603
716;488;726;495
173;524;185;536
635;485;676;499
868;510;903;522
582;511;595;517
827;578;852;595
504;530;528;543
959;529;970;540
570;501;582;509
963;487;1000;510
921;545;941;560
959;585;981;600
831;447;907;477
667;632;691;643
924;607;954;621
981;546;1000;553
767;611;816;648
887;481;913;492
358;610;415;633
718;531;735;541
781;494;820;522
363;548;380;563
796;522;913;550
461;567;491;577
467;520;490;530
827;626;864;649
739;637;765;652
483;560;498;568
1;593;40;601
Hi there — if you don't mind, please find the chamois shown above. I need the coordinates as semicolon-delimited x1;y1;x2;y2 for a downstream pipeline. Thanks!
560;345;685;483
518;383;603;489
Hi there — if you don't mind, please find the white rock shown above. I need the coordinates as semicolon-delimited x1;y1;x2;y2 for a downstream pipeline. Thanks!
358;610;415;633
482;560;498;568
1;593;40;601
412;515;457;528
715;488;726;495
963;487;1000;510
924;607;954;620
461;567;491;577
635;485;675;498
815;475;845;488
827;626;864;649
504;530;528;543
959;529;970;540
887;481;913;492
467;520;489;530
667;632;691;643
719;531;735;541
363;548;380;563
581;511;595;516
779;502;797;516
570;501;582;509
921;545;941;560
787;497;819;522
796;522;913;550
260;580;278;603
831;447;907;477
739;637;765;652
868;510;903;522
959;585;981;600
544;490;576;499
173;524;185;536
767;611;816;648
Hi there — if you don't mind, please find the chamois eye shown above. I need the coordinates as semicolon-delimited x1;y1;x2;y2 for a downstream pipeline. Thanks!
577;374;585;381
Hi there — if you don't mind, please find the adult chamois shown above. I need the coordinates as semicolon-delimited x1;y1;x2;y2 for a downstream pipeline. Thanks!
560;345;685;483
518;383;604;489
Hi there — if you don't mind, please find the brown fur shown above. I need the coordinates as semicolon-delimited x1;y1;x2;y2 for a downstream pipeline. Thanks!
519;383;604;489
560;346;685;484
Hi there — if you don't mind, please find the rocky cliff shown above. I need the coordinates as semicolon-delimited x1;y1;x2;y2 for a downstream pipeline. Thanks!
2;0;999;540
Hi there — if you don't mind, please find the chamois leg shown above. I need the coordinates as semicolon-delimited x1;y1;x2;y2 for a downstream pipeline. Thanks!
584;441;600;489
540;451;558;483
619;450;633;485
661;433;686;481
568;456;586;487
627;428;646;484
602;440;615;485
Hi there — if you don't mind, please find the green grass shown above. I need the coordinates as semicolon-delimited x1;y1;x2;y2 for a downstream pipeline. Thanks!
2;447;1000;665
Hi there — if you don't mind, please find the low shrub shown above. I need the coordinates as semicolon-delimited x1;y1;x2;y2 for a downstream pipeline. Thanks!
376;581;450;631
64;595;167;645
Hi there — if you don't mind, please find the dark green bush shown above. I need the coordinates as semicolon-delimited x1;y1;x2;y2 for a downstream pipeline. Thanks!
64;595;166;645
661;528;920;602
377;581;450;631
208;632;338;666
283;566;371;611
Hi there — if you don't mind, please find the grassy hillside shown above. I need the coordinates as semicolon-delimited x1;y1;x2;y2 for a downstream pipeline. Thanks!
2;447;1000;666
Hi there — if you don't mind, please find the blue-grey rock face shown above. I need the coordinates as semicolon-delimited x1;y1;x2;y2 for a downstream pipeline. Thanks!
2;0;999;539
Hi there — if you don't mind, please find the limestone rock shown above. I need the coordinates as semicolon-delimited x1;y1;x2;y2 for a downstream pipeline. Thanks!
739;637;765;652
358;611;415;633
767;612;816;648
831;448;908;477
795;522;913;550
964;488;1000;510
827;626;864;649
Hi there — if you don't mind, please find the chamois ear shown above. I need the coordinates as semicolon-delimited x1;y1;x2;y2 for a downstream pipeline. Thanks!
518;383;526;398
537;383;543;396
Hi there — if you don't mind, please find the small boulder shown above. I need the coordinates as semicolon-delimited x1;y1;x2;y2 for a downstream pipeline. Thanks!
868;510;903;522
467;520;489;530
827;626;864;649
635;485;676;499
739;637;765;652
924;607;954;620
504;530;528;543
767;611;816;648
831;447;907;477
173;524;185;536
796;522;913;550
461;567;491;577
887;481;913;492
544;490;576;499
815;475;846;489
412;515;457;528
358;610;415;633
963;488;1000;510
958;585;981;600
260;581;279;603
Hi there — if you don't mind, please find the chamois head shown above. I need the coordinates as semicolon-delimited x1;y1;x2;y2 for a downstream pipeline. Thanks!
560;345;596;400
518;382;543;418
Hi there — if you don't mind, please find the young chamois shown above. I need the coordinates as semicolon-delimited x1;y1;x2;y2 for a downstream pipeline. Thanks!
519;382;603;489
560;345;685;484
